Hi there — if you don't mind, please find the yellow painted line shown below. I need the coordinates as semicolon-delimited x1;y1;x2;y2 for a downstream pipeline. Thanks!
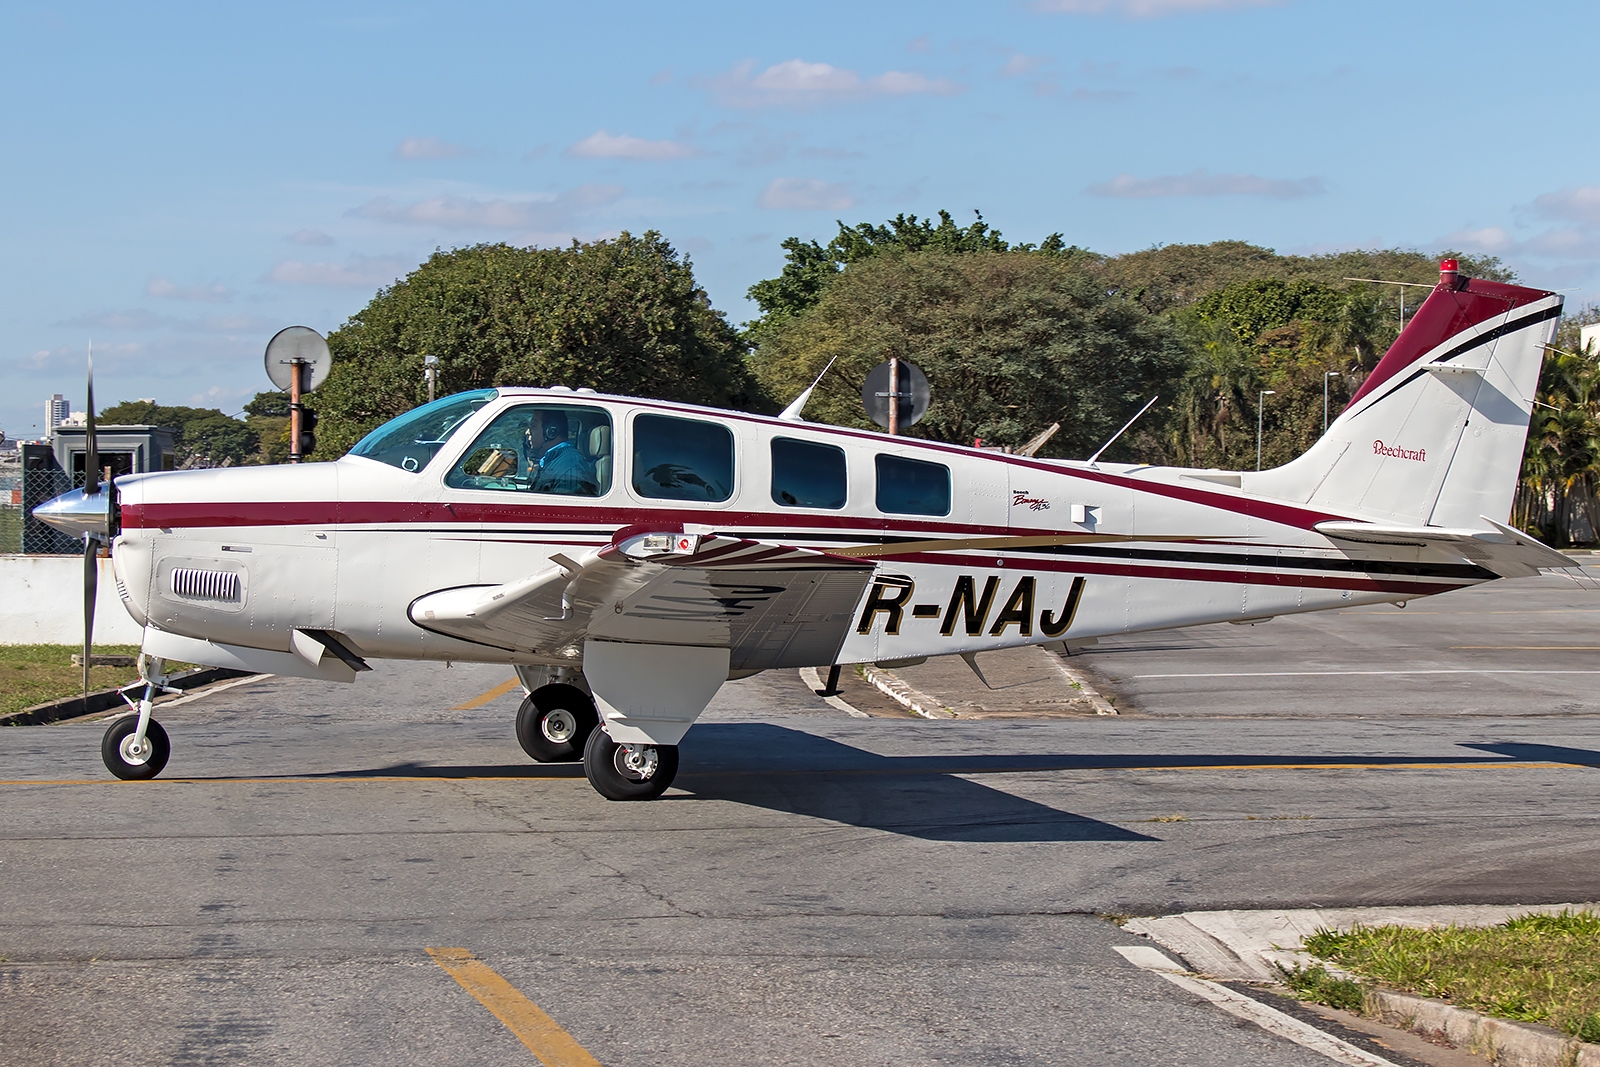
452;678;522;711
426;947;602;1067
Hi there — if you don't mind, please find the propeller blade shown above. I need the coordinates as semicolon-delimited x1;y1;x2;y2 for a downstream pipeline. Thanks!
84;347;98;496
83;534;97;700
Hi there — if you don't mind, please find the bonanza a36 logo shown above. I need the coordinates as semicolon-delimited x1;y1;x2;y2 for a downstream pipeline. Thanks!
1373;439;1426;462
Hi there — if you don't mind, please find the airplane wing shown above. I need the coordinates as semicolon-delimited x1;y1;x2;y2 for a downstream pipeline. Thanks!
1314;516;1578;579
408;527;877;672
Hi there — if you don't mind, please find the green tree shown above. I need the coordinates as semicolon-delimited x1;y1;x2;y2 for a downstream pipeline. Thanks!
313;233;753;457
239;393;291;464
747;251;1186;459
1515;309;1600;545
98;400;259;467
746;211;1087;334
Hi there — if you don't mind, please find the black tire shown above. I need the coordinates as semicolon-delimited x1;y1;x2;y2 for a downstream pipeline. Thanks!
582;728;678;801
515;684;598;763
101;716;170;781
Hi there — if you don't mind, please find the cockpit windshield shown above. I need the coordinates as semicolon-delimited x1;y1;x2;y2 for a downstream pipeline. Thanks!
347;389;497;473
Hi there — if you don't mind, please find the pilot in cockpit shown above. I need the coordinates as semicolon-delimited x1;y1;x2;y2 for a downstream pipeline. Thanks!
524;410;598;495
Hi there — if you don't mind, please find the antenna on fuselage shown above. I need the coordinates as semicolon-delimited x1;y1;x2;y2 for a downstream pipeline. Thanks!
1086;395;1158;467
778;356;839;422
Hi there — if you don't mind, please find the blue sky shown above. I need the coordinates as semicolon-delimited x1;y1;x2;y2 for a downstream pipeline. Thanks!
4;0;1598;439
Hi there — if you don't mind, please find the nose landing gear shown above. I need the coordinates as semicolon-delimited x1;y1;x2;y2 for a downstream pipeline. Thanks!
102;655;181;781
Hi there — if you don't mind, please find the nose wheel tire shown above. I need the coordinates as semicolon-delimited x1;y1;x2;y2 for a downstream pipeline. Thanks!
101;716;170;780
515;684;598;763
582;728;678;801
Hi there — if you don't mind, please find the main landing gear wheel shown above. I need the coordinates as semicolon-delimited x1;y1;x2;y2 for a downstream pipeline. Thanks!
515;684;598;763
582;728;678;801
101;716;170;781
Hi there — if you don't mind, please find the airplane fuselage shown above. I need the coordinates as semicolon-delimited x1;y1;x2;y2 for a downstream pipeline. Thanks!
108;388;1490;676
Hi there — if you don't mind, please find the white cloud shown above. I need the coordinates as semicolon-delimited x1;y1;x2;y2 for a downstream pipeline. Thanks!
20;341;145;375
395;136;471;160
57;309;172;331
709;58;961;108
1532;186;1600;225
185;314;274;334
147;278;233;302
1033;0;1279;16
286;229;334;246
1435;226;1513;254
347;185;625;230
566;130;698;161
758;177;855;211
1086;169;1323;198
1000;53;1050;77
264;254;412;288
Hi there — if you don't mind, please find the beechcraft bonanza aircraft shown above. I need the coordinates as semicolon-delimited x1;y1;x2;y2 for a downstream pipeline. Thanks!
35;260;1581;799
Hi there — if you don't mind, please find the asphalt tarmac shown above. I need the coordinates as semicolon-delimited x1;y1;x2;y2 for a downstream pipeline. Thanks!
2;570;1598;1066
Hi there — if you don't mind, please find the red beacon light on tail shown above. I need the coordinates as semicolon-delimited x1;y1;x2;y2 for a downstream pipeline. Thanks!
1439;258;1462;289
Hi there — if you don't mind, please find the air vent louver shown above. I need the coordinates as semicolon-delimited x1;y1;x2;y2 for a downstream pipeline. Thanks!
171;567;241;602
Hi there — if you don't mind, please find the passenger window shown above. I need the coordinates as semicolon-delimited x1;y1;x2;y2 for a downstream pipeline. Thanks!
633;414;733;502
445;404;612;496
875;454;950;516
771;437;847;509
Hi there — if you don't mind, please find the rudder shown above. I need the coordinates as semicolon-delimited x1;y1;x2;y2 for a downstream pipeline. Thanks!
1248;261;1561;527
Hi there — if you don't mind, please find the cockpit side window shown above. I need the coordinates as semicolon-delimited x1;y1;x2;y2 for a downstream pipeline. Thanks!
632;413;733;502
875;454;951;516
771;437;847;509
445;404;613;496
348;390;497;473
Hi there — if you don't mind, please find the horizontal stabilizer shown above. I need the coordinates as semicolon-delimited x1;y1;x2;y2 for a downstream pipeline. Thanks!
1315;518;1577;578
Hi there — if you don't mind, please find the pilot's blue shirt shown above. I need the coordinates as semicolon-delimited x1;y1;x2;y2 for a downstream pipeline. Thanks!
531;440;598;495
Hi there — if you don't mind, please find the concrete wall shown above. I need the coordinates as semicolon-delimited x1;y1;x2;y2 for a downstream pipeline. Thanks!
0;555;144;645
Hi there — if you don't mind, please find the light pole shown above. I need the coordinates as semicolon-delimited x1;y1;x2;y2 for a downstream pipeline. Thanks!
1323;371;1341;433
424;354;438;404
1257;389;1276;471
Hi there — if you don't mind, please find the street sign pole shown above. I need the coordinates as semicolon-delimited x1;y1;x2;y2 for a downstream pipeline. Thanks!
287;359;305;463
887;357;900;436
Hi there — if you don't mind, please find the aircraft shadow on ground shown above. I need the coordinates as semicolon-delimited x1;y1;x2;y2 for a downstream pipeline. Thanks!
272;730;1594;844
674;723;1154;843
1462;741;1600;768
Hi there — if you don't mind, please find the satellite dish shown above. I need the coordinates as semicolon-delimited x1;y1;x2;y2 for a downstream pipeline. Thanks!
861;359;930;430
264;326;332;392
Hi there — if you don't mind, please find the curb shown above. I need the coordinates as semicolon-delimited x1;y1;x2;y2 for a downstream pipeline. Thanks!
0;667;255;727
1363;988;1600;1067
1041;650;1119;715
1126;905;1600;1067
860;664;954;718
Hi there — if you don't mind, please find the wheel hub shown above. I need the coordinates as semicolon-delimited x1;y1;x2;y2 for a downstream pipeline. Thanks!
616;743;659;781
541;708;578;744
119;733;152;766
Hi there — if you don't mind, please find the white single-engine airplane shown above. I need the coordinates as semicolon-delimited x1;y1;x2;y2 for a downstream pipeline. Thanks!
35;260;1578;799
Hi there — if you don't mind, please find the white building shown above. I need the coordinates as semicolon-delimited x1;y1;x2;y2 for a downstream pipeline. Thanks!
44;394;69;438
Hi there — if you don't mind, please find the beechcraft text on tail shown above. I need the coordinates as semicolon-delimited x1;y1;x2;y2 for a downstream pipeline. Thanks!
34;260;1579;799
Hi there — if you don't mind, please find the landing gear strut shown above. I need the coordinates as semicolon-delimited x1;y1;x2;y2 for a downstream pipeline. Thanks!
102;655;180;780
582;728;678;801
515;683;598;763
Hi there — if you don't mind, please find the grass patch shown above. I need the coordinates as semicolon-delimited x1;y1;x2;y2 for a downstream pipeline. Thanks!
1300;911;1600;1042
0;506;22;554
0;644;147;718
1279;962;1367;1013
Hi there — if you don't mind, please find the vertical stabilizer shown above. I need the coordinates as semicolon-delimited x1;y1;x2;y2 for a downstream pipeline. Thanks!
1247;261;1561;527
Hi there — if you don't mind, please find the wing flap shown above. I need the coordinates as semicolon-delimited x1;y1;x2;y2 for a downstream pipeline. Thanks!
408;530;876;666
